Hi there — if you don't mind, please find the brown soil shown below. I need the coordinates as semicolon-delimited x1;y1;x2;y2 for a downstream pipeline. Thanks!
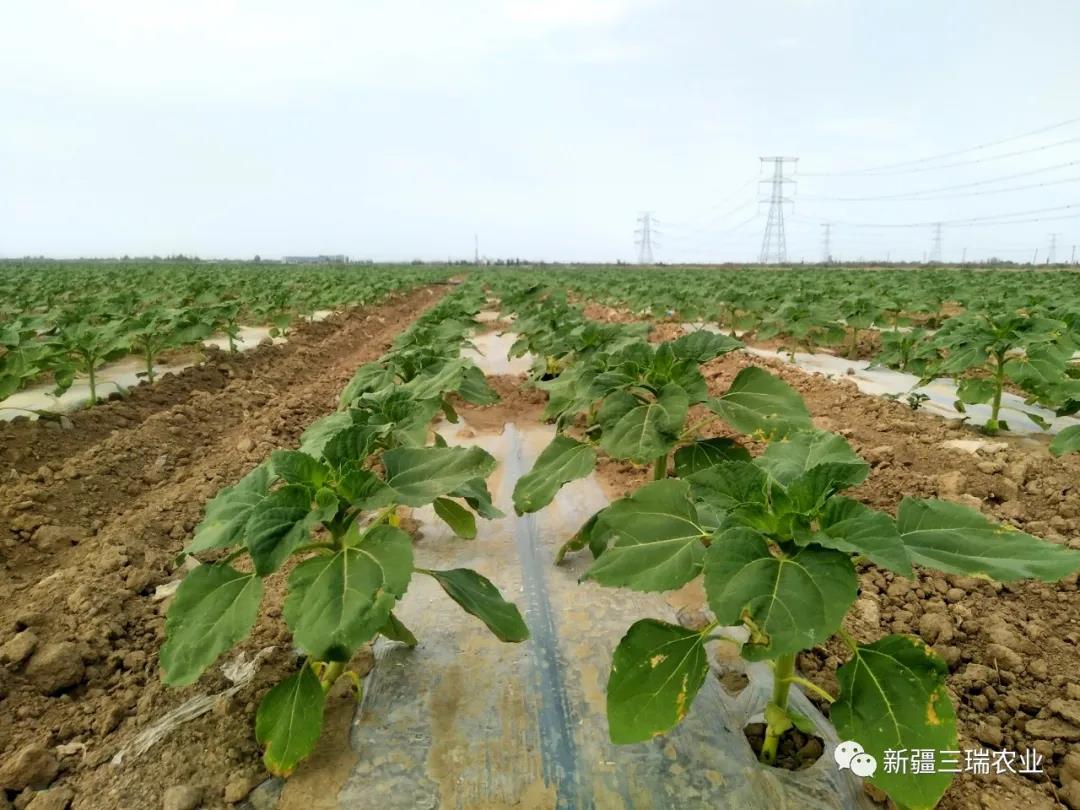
451;373;547;433
585;349;1080;810
0;314;359;477
0;287;444;810
743;723;825;771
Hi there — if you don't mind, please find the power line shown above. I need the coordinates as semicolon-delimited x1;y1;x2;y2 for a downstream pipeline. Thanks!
801;115;1080;177
799;161;1080;201
795;202;1080;229
759;156;798;263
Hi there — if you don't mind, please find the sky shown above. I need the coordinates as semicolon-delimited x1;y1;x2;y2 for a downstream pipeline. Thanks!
1;0;1079;264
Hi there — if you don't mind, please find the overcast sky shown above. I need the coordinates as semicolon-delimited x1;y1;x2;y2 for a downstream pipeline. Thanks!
2;0;1078;263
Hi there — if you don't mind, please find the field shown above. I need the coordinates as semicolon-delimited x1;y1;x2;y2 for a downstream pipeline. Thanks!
2;261;1080;810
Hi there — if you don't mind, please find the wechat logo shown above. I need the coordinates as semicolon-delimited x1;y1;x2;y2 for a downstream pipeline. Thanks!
835;740;878;778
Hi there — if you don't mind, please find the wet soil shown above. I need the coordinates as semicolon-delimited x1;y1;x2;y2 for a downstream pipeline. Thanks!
0;287;444;810
743;723;826;772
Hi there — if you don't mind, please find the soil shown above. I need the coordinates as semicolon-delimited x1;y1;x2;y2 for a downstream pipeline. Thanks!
585;347;1080;810
743;722;826;771
0;287;445;810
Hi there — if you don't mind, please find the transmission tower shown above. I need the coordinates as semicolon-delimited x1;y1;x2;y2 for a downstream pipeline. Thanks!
929;223;943;263
635;212;659;264
758;157;798;264
1048;233;1061;264
820;223;832;263
474;233;479;265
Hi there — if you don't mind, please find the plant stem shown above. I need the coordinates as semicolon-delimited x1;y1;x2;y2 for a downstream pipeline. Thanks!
989;351;1005;431
319;660;345;692
760;653;795;766
87;362;97;406
652;454;667;481
145;350;156;384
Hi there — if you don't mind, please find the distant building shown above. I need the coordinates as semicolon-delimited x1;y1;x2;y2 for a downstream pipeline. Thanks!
282;255;349;264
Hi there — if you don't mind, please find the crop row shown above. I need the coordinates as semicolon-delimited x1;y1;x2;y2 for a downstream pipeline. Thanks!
0;261;448;405
158;280;526;776
486;276;1080;809
503;267;1080;450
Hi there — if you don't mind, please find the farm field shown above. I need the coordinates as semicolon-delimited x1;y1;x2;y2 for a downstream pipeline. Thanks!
2;263;1080;810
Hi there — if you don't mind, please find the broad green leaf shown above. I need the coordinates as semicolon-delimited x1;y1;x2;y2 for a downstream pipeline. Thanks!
339;363;395;407
451;477;504;519
379;611;418;647
433;497;478;539
422;568;529;642
897;498;1080;581
1051;424;1080;456
284;525;413;661
513;435;597;514
754;429;868;489
816;497;912;577
708;367;812;439
270;450;329;490
669;330;742;362
955;377;995;405
600;383;689;463
672;437;750;477
187;464;271;553
323;425;379;469
245;485;323;576
458;364;500;405
606;619;709;744
298;412;354;458
704;527;857;660
402;359;466;400
585;479;708;592
336;467;391;508
382;446;497;506
160;564;263;686
255;663;326;777
833;635;956;810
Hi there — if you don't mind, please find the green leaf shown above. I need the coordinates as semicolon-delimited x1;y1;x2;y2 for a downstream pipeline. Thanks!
381;446;498;506
450;477;504;520
585;479;708;592
816;497;913;577
606;619;709;744
704;527;857;660
955;377;995;405
833;635;956;810
323;425;379;469
270;450;329;490
245;485;324;576
1051;424;1080;456
754;430;868;489
897;498;1080;581
379;611;418;647
433;497;478;539
336;467;391;508
339;363;395;407
255;663;326;777
160;564;263;686
708;367;812;439
672;437;750;477
298;412;354;458
422;568;529;642
187;464;271;553
599;383;689;463
669;330;742;362
284;524;413;661
458;364;500;405
513;435;597;514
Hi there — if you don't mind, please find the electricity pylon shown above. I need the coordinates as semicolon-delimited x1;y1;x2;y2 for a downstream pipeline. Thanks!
635;212;659;264
758;156;798;264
